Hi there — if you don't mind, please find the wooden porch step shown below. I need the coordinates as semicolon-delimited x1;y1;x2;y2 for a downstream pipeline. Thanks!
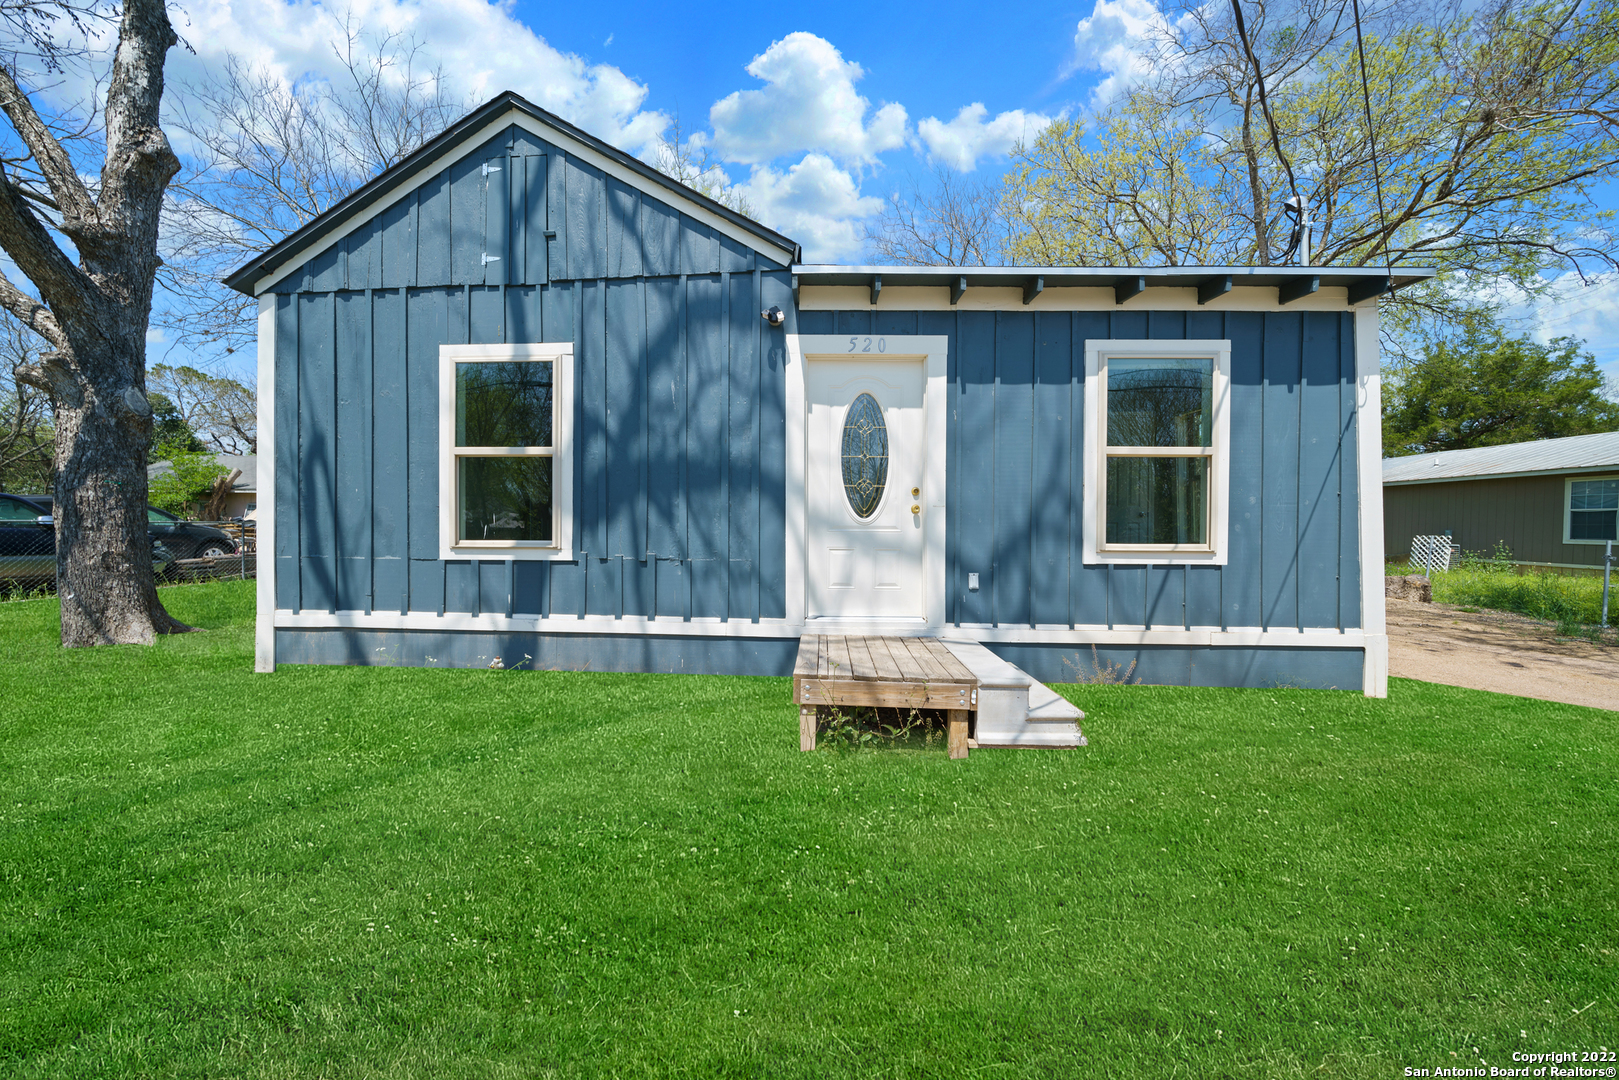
793;635;977;758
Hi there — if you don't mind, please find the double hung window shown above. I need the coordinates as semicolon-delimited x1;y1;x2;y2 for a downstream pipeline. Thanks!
1083;340;1230;565
1566;477;1619;543
438;344;574;560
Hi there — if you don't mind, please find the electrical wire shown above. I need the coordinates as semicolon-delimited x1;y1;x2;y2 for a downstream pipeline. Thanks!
1228;0;1301;264
1351;0;1395;294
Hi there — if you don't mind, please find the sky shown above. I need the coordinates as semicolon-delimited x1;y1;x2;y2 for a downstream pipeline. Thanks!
24;0;1619;382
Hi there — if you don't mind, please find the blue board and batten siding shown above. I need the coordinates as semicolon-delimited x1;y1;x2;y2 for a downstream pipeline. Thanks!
799;309;1363;633
268;121;1367;687
273;124;792;630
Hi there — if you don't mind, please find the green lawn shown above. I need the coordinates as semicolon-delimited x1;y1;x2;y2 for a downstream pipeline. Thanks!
2;582;1614;1078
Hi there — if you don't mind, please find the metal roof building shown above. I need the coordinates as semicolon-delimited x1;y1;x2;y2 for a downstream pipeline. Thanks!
1383;432;1619;570
1383;430;1619;486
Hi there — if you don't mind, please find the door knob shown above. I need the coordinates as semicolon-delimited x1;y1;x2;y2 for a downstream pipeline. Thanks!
910;503;921;515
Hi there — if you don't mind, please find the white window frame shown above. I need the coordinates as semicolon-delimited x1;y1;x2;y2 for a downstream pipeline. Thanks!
1563;474;1619;545
1082;339;1231;566
438;343;574;561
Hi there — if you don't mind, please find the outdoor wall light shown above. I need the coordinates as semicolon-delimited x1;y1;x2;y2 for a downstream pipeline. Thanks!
761;305;785;327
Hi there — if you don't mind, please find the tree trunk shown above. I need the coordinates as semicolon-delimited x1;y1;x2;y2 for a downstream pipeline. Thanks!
0;0;189;645
51;334;189;645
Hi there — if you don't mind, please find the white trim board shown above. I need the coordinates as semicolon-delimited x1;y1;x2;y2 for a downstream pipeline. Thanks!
274;608;1368;649
1081;340;1231;566
252;109;795;296
785;334;949;630
1562;474;1619;545
255;294;276;674
437;343;576;561
798;284;1366;313
1354;305;1388;697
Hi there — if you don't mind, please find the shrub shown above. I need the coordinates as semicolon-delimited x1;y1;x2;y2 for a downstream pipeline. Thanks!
1432;566;1614;627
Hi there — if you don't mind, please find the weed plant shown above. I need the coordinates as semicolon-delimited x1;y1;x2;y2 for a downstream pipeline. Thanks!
0;581;1614;1078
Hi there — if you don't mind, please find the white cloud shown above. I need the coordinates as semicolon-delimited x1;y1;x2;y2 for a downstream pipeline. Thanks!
709;32;907;165
165;0;669;159
738;153;883;262
916;104;1055;171
1060;0;1179;102
1496;272;1619;384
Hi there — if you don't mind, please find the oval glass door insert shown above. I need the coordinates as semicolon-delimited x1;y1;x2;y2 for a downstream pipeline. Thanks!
841;392;888;518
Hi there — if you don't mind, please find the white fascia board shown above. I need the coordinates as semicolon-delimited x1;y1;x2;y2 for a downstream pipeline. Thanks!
798;284;1359;312
255;294;276;674
252;109;795;296
1355;304;1388;696
275;609;1366;649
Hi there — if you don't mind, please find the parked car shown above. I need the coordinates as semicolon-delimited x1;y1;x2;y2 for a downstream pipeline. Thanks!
0;493;177;585
145;506;238;559
19;496;238;560
0;493;55;584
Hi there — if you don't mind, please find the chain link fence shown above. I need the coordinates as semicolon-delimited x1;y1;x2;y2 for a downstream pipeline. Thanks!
1;517;256;599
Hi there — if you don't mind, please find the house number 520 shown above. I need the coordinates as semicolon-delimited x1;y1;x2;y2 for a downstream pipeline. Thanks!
847;336;887;353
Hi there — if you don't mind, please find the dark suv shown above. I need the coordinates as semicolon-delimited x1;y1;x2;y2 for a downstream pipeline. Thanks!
0;493;182;585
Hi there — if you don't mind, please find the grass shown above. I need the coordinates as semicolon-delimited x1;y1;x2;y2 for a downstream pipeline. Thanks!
1386;558;1617;632
2;581;1615;1078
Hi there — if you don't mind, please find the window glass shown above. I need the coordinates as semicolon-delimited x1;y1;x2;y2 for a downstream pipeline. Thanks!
1569;479;1619;541
1570;479;1619;510
458;457;552;543
1567;476;1619;540
147;507;176;523
0;497;41;521
841;392;888;518
1106;457;1209;545
1107;358;1213;447
456;361;553;448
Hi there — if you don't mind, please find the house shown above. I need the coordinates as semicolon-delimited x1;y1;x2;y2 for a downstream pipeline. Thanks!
147;453;258;519
1384;431;1619;572
230;91;1434;698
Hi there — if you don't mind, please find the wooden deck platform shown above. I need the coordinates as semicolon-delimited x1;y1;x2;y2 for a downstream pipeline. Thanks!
793;635;978;758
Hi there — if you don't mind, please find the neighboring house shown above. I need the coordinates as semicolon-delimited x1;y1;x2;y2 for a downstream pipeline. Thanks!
229;91;1434;696
146;453;258;519
1384;431;1619;572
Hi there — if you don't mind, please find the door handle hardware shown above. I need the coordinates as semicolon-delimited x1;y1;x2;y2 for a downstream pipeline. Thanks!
911;487;920;498
910;504;921;515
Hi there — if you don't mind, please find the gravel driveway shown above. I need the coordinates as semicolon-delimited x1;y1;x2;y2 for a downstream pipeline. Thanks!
1386;598;1618;711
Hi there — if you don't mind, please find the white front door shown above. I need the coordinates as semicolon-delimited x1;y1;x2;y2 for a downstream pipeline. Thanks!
805;358;927;618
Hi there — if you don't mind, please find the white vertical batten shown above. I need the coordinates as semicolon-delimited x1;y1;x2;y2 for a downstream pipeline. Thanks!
783;335;806;628
255;293;276;673
1355;303;1388;696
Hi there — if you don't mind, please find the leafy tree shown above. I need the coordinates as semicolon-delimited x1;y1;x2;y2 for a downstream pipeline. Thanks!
146;364;255;454
146;446;226;516
1;313;53;493
0;0;189;644
1383;331;1619;454
148;392;204;453
863;0;1619;345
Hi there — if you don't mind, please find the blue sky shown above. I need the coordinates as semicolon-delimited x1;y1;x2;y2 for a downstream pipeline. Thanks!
142;0;1619;382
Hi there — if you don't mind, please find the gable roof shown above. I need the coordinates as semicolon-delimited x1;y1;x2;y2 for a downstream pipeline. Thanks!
1383;430;1619;485
224;91;801;296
